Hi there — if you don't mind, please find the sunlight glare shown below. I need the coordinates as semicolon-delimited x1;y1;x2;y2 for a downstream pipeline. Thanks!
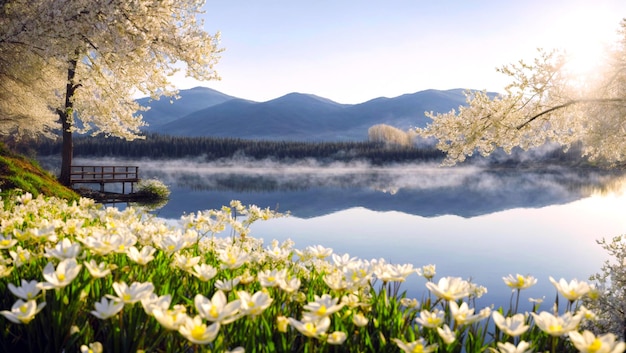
549;8;619;83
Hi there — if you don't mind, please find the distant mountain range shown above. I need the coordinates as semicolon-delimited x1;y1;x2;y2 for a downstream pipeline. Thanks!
137;87;482;141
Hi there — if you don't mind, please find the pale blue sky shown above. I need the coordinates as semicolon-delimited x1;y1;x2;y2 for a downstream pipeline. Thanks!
172;0;626;104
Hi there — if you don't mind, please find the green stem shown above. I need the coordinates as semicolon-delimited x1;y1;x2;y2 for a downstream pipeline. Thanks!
514;289;521;314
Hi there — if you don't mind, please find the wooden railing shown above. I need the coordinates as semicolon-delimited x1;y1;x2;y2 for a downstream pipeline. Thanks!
70;165;139;193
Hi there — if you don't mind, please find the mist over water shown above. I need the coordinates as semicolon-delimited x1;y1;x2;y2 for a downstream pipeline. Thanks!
54;156;626;219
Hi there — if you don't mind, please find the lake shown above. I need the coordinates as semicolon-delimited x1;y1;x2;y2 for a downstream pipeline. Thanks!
63;157;626;311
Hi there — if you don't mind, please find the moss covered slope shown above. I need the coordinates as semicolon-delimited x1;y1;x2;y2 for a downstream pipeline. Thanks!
0;143;78;200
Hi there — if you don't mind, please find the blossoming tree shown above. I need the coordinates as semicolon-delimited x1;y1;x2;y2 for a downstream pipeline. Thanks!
0;0;222;185
419;19;626;166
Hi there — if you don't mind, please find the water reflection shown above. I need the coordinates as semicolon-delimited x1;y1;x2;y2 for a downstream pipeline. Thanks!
119;158;626;219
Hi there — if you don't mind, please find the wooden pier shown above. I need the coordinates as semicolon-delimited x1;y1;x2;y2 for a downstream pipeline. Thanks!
70;165;139;194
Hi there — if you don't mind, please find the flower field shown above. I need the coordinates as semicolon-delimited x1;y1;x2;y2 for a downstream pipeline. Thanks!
0;192;623;352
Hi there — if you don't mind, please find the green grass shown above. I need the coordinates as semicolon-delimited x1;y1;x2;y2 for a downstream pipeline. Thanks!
0;142;78;201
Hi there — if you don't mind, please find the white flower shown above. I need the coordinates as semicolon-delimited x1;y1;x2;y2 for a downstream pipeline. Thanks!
108;281;154;304
195;291;241;324
141;293;172;315
80;232;132;256
327;331;347;345
392;338;438;353
0;264;12;278
415;309;445;328
9;246;32;267
400;297;420;309
449;301;491;325
218;247;250;269
569;330;626;353
323;270;347;291
84;260;112;278
237;290;273;317
419;264;436;279
377;263;416;282
531;311;582;336
45;238;81;260
152;305;188;331
266;245;291;261
0;299;46;324
16;193;32;204
302;294;344;320
331;253;358;268
288;316;331;338
469;283;488;298
352;312;369;327
190;263;218;281
90;297;124;320
126;245;156;265
8;279;41;300
341;293;363;309
577;305;598;321
16;225;56;242
344;264;373;290
492;311;529;336
214;278;241;292
491;341;533;353
80;342;103;353
178;315;220;345
437;324;456;345
425;276;471;301
277;315;289;332
157;232;189;254
302;245;333;259
549;276;591;301
172;253;201;271
40;258;82;289
279;276;301;293
257;268;287;288
502;274;537;290
0;235;18;249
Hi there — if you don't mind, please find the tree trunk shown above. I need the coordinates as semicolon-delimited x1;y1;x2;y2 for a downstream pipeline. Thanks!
58;55;79;186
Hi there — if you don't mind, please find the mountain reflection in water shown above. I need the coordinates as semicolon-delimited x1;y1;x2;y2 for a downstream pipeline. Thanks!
123;158;626;219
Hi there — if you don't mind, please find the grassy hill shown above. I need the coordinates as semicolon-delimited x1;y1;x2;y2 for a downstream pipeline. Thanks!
0;142;78;200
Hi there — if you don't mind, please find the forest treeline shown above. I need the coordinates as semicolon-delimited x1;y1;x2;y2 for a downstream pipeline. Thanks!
31;134;446;164
24;133;590;166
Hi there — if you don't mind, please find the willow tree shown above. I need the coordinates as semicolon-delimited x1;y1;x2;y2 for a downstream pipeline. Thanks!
368;124;413;147
0;0;222;185
419;19;626;167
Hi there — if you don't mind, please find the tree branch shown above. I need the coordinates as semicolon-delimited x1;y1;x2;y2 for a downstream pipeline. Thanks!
516;98;626;129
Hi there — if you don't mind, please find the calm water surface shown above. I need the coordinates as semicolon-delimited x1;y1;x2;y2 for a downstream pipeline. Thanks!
72;157;626;310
